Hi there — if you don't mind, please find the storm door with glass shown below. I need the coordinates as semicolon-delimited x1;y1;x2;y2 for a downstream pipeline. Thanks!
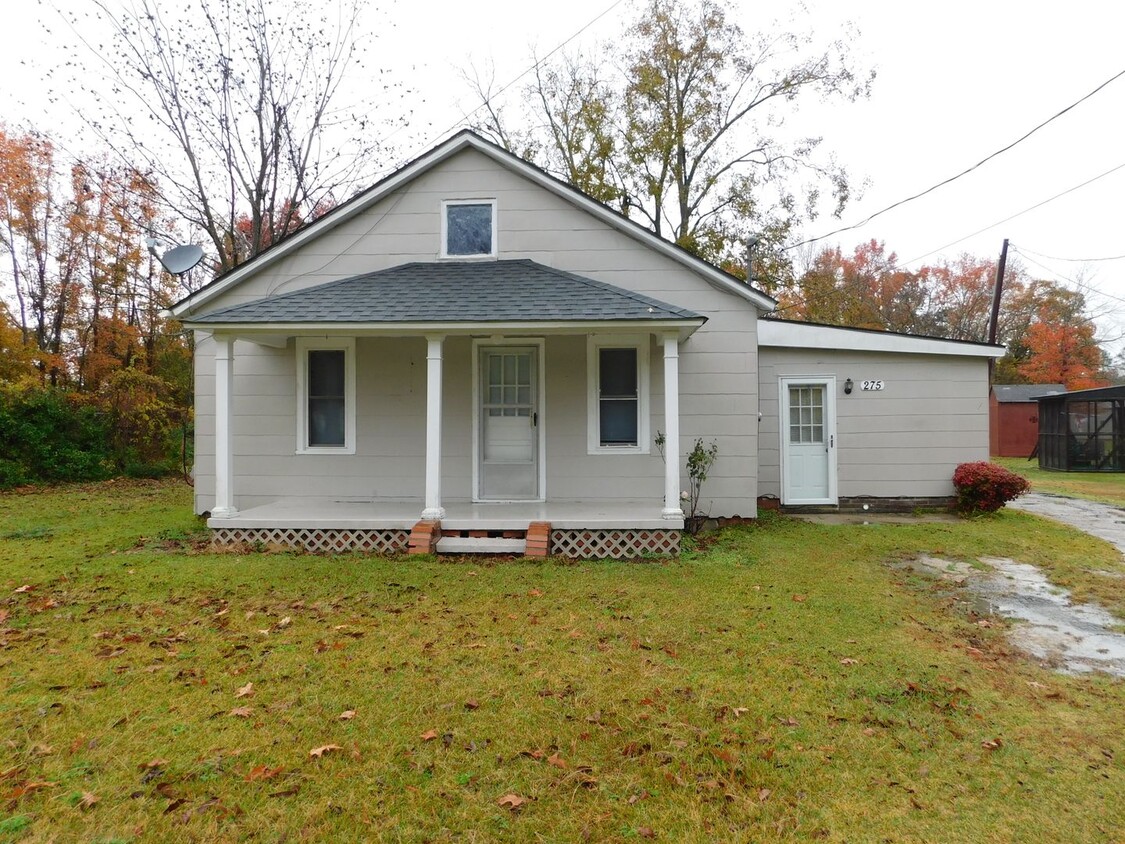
478;346;540;500
780;377;836;504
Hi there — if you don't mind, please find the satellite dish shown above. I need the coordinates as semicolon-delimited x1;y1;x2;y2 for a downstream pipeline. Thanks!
146;236;204;275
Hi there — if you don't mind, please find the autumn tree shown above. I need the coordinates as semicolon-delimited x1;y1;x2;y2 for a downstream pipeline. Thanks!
66;0;403;275
1017;317;1107;390
470;0;871;267
782;240;937;334
0;129;79;382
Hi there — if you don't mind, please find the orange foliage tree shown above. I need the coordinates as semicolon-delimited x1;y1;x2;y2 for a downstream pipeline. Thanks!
1017;317;1107;390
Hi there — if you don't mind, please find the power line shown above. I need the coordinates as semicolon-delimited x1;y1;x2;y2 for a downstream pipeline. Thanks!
1008;244;1125;263
785;66;1125;252
1010;246;1125;307
900;160;1125;266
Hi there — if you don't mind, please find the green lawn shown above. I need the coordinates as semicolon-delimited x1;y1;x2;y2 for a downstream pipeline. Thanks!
993;456;1125;508
0;481;1122;842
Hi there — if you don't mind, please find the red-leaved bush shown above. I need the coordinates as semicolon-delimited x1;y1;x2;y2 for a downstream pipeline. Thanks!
952;461;1030;513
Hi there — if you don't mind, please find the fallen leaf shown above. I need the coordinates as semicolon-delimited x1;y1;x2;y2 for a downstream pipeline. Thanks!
791;594;808;603
527;588;543;597
637;827;655;839
420;729;438;742
338;710;357;721
7;780;55;800
840;658;859;666
78;791;99;809
229;706;253;718
546;752;568;770
497;792;527;810
758;787;772;802
140;759;168;770
309;744;342;758
245;765;284;782
268;786;300;797
519;749;544;760
862;728;876;737
13;585;33;593
464;700;480;711
981;737;1003;752
235;682;254;699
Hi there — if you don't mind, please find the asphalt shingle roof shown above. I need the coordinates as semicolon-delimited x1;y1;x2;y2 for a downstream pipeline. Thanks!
190;260;703;325
992;384;1065;403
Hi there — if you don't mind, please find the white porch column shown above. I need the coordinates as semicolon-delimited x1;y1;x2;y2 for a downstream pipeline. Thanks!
211;334;238;519
421;335;446;520
662;332;684;520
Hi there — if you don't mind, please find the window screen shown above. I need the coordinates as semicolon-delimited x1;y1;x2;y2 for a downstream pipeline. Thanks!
599;347;638;446
307;349;346;447
446;203;493;255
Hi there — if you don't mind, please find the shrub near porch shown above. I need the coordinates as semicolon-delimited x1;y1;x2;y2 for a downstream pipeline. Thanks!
0;480;1121;842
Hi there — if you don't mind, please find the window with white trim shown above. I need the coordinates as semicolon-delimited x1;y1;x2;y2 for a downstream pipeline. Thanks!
296;338;356;453
441;199;496;257
587;336;649;454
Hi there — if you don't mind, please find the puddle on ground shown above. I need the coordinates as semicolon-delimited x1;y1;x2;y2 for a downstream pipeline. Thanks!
905;555;1125;678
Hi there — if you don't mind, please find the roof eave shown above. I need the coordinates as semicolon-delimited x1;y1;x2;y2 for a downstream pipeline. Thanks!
758;319;1005;358
181;317;708;339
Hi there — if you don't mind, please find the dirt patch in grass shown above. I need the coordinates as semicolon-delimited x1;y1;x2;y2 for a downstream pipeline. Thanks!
0;483;1121;842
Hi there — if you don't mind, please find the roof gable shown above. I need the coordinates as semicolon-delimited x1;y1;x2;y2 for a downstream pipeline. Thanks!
169;131;775;318
184;260;704;325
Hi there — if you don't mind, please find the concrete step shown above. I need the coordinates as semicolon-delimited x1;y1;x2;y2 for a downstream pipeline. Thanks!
435;536;527;555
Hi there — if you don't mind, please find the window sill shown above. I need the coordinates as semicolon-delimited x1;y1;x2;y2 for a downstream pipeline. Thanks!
588;446;650;456
295;447;356;455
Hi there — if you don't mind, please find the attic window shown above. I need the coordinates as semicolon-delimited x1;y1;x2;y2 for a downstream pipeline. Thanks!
442;200;496;257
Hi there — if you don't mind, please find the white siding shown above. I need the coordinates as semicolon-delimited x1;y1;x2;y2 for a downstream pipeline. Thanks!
758;347;989;500
192;148;761;517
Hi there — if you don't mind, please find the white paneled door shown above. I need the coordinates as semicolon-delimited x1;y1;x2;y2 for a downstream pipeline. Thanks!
478;346;540;500
780;377;837;505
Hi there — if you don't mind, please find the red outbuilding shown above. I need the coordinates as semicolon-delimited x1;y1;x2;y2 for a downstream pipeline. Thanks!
989;384;1064;457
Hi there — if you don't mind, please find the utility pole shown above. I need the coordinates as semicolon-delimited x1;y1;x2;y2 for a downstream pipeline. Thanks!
987;238;1009;381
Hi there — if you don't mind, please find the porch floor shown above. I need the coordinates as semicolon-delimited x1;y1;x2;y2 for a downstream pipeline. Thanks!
208;499;683;531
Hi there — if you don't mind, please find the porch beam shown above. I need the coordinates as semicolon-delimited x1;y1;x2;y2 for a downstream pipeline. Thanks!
421;335;446;520
662;332;684;520
211;334;238;519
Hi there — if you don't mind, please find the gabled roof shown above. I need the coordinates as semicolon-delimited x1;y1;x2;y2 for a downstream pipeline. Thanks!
757;318;1005;358
992;384;1065;402
183;260;703;326
169;130;775;318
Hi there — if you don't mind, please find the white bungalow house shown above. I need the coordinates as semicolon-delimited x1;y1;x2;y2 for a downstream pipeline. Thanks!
169;130;1002;558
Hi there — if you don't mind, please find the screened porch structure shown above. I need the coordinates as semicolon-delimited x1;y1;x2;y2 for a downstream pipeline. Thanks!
1036;385;1125;472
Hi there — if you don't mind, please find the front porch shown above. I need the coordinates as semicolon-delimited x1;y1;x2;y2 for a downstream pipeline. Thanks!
209;498;683;559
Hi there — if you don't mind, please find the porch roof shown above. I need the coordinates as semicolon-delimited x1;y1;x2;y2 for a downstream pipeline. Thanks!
185;259;704;327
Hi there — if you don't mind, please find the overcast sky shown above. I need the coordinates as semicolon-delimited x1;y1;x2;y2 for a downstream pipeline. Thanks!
3;0;1123;350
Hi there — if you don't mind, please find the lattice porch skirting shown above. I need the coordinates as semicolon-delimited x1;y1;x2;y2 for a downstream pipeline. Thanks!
550;529;681;560
211;527;409;554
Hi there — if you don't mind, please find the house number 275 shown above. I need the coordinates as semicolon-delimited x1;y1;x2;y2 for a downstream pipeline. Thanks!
861;380;885;391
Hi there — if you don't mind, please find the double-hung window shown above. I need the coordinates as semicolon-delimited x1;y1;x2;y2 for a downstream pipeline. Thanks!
296;338;355;453
587;336;649;454
441;199;496;258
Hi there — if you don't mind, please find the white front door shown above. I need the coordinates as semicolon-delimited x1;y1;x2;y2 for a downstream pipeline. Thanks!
780;377;837;505
477;345;541;501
